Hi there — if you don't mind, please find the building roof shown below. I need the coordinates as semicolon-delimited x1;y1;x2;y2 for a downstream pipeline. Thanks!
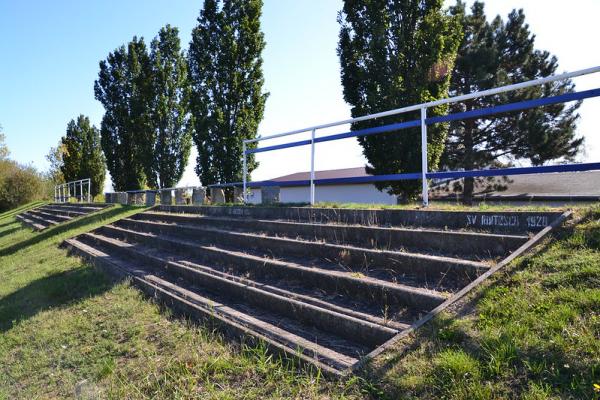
271;167;369;182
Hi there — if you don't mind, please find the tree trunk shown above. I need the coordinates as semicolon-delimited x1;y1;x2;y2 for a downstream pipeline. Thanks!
463;177;474;205
462;117;475;205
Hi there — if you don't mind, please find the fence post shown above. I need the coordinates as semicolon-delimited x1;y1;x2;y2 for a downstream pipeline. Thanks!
421;107;429;207
88;179;91;202
242;142;247;203
310;129;316;205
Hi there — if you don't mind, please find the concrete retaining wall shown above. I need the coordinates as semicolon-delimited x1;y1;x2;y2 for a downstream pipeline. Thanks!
154;205;562;234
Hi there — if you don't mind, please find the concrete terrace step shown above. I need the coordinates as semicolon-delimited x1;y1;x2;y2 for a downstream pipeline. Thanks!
132;211;528;258
77;231;411;330
15;214;47;231
16;203;112;231
21;211;59;227
63;237;367;374
37;206;91;218
77;232;402;346
114;217;489;287
47;203;107;212
26;209;70;224
95;224;449;311
62;205;566;374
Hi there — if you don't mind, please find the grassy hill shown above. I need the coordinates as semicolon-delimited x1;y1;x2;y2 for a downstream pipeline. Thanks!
0;203;598;399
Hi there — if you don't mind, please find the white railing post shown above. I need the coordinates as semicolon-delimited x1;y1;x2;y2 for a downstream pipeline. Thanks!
242;142;248;203
310;129;316;205
88;179;91;203
421;107;429;207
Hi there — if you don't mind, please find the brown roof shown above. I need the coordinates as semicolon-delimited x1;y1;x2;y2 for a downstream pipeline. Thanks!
271;167;369;182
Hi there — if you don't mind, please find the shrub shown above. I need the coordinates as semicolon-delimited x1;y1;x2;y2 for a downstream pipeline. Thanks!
0;160;46;211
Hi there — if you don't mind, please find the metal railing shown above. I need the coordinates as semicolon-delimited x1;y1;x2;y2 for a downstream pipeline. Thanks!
242;65;600;206
55;178;91;203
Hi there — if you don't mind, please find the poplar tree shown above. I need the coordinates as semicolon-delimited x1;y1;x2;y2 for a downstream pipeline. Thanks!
60;115;106;197
148;25;193;189
442;1;583;204
337;0;462;201
189;0;268;200
94;37;153;191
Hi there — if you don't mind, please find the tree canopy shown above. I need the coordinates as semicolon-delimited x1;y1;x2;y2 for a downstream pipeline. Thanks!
0;125;9;160
94;37;152;191
148;25;193;189
60;115;106;197
338;0;462;201
189;0;268;200
441;1;583;203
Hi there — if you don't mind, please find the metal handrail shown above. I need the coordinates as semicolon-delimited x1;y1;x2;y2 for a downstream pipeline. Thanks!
54;178;92;203
242;65;600;206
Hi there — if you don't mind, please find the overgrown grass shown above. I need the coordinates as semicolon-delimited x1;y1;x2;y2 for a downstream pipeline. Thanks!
0;204;366;399
1;202;599;398
312;201;583;212
368;205;600;399
209;200;582;212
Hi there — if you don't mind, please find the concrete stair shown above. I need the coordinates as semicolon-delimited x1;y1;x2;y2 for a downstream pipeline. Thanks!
16;203;111;231
63;205;564;375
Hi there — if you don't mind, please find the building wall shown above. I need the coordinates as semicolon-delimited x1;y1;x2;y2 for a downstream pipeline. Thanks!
246;188;262;204
279;184;397;205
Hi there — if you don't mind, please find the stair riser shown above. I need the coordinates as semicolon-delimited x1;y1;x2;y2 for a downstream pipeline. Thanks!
48;204;105;213
133;213;526;257
38;208;87;218
26;210;65;224
79;234;396;347
116;218;483;286
63;240;348;375
15;215;46;231
97;225;443;310
33;209;73;220
23;212;57;227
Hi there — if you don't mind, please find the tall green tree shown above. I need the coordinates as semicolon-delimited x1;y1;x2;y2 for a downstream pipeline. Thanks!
148;25;193;189
60;115;106;197
189;0;268;200
338;0;462;201
45;143;65;185
0;125;9;160
94;37;153;191
441;1;583;203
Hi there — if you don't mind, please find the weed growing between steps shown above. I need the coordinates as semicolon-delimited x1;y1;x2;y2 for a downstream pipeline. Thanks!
0;205;368;399
366;206;600;399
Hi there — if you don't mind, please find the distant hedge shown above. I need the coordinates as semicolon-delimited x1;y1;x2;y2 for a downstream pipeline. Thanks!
0;160;46;212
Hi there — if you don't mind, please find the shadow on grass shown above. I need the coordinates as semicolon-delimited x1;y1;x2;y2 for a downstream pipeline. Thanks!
0;220;20;229
0;266;113;332
0;205;136;258
0;226;23;239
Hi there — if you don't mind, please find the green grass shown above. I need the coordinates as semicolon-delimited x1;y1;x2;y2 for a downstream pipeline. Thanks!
0;204;367;399
1;202;599;398
366;206;600;399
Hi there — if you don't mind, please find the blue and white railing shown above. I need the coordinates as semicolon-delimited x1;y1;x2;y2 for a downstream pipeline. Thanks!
242;66;600;206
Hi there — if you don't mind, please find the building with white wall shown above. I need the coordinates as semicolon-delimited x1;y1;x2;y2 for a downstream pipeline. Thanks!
246;167;398;205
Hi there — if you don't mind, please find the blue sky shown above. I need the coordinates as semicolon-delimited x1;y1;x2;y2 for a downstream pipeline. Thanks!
1;0;599;189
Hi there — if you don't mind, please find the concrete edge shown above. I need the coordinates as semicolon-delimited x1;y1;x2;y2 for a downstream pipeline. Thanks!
349;209;573;373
